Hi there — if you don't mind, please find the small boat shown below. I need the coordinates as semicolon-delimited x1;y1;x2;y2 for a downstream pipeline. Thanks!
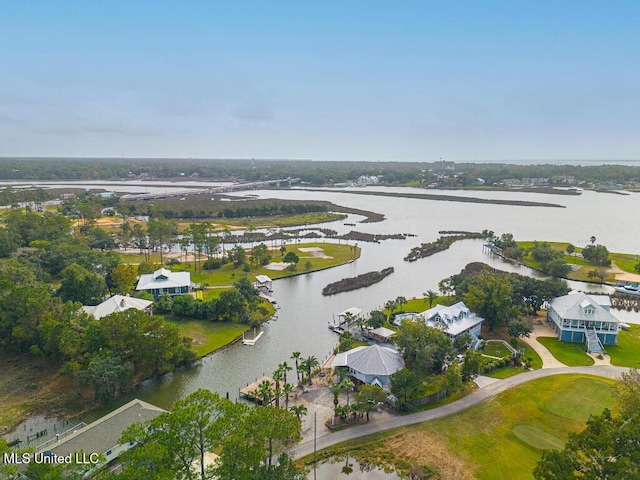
614;284;640;296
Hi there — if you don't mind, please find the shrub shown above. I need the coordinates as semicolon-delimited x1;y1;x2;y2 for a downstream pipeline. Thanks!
203;258;223;270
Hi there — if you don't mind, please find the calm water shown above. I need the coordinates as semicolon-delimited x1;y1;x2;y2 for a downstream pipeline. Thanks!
4;185;640;443
309;458;402;479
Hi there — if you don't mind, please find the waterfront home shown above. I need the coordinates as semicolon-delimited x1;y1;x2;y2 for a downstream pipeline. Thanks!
36;399;165;477
394;302;484;345
135;268;191;298
332;345;404;390
82;294;153;319
547;291;619;352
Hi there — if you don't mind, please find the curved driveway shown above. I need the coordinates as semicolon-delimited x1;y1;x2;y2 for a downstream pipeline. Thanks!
291;365;628;459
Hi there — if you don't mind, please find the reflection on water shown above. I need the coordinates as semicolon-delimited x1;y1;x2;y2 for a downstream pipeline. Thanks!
309;457;402;480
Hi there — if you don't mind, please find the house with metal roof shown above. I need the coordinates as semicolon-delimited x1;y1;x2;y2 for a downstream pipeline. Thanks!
82;295;153;319
332;345;404;389
547;291;619;352
135;268;191;298
419;302;484;341
36;399;166;477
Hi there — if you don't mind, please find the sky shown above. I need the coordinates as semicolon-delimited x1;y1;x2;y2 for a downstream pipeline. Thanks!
1;1;639;162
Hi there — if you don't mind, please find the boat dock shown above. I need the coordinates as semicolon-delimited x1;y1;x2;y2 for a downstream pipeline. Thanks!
242;329;264;346
259;292;277;305
328;307;362;332
239;376;275;404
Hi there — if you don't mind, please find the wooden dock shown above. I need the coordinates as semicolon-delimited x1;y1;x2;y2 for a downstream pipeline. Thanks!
239;376;275;403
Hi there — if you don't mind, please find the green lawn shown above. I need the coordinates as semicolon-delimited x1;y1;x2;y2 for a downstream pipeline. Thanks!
521;342;543;370
486;367;527;379
516;241;640;276
311;375;616;479
607;324;640;368
482;340;511;358
165;318;250;357
145;241;361;288
536;337;595;366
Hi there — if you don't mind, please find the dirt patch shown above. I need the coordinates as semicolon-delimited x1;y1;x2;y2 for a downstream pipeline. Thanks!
383;428;475;480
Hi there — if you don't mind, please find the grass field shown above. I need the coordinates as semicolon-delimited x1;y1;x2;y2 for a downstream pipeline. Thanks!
521;342;543;370
536;337;595;366
120;241;360;288
516;241;640;278
310;375;616;480
165;319;251;357
607;324;640;368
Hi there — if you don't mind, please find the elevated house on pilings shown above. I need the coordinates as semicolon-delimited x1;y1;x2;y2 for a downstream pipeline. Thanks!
547;292;619;354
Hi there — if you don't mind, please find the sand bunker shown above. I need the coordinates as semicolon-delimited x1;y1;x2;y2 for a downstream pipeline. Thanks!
264;262;290;271
297;247;333;259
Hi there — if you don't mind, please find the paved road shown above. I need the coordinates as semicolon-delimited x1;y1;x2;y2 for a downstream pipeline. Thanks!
291;365;628;459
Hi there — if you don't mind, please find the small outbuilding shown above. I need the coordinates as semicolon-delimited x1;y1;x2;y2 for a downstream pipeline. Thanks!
364;326;396;343
254;275;273;292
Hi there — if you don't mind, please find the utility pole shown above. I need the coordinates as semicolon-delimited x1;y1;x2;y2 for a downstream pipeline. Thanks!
313;411;317;480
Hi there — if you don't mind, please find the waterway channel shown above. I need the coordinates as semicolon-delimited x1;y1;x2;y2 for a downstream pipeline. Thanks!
5;185;640;448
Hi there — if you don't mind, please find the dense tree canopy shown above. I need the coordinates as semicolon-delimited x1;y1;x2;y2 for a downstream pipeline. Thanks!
114;389;305;480
395;321;453;376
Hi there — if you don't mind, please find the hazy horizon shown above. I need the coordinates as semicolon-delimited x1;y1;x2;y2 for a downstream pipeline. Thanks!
1;2;639;161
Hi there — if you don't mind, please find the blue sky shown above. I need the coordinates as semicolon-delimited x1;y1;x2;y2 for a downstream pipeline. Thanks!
1;1;639;161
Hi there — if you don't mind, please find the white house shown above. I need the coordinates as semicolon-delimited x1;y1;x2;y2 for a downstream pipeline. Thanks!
82;295;153;320
420;302;484;341
547;292;619;352
135;268;191;298
394;301;484;344
332;345;405;389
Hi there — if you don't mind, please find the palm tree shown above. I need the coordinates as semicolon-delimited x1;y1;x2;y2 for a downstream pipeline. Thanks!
278;361;293;385
343;311;354;328
289;404;308;422
395;296;407;312
301;356;319;385
590;235;596;245
272;369;284;408
255;380;273;406
330;383;342;407
291;352;302;383
424;289;438;308
384;300;397;323
340;378;355;406
283;383;295;410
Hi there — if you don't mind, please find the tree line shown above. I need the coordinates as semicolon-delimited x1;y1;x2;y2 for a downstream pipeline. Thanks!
0;264;196;404
3;158;640;187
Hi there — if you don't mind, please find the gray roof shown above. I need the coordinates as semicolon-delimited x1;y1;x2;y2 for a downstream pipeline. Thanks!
136;268;191;291
82;295;153;319
420;301;484;336
549;292;619;323
44;399;166;456
332;345;404;376
369;327;396;340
